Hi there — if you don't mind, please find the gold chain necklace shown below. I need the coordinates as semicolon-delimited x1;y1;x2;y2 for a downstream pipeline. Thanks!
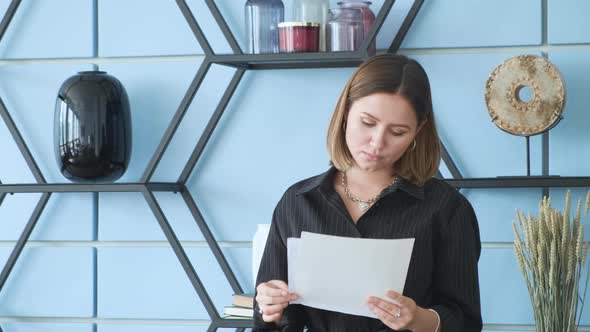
341;172;397;213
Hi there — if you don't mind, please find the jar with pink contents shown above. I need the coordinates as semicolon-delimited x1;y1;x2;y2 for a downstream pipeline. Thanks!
336;0;375;55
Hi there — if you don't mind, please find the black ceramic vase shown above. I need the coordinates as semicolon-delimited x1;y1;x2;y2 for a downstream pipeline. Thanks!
54;71;131;182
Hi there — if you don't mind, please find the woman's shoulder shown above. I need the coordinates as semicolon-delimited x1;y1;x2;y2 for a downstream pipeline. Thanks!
283;169;333;197
422;177;471;207
423;177;458;194
272;170;330;213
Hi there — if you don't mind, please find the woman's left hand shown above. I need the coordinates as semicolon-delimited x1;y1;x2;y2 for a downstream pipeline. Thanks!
367;290;418;331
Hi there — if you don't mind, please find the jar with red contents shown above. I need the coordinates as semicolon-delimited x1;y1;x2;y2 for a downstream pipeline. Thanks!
278;22;320;53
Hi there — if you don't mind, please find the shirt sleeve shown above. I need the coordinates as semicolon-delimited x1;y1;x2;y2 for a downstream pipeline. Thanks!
431;195;483;332
253;194;306;332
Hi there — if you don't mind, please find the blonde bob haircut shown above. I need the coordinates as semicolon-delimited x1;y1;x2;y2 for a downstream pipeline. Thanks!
327;54;441;186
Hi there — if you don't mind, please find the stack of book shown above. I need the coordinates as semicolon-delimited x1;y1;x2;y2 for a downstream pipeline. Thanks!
223;293;254;319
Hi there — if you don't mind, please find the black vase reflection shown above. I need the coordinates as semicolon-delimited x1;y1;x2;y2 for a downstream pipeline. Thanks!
54;71;131;182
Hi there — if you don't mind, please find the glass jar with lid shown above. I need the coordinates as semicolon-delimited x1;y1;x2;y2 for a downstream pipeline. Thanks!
326;8;364;52
293;0;329;51
337;0;375;55
279;22;320;53
245;0;284;54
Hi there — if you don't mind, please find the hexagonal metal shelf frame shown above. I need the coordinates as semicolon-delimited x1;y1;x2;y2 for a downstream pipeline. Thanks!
1;0;587;331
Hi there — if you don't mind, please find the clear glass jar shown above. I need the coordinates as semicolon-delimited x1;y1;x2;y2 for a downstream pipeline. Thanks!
293;0;329;51
337;0;375;55
245;0;284;54
326;8;364;52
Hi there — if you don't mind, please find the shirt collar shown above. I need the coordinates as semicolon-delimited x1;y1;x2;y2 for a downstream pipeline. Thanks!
295;167;425;200
384;177;425;200
295;167;336;196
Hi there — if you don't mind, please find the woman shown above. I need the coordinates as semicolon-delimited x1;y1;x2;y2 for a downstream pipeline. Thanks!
254;54;482;331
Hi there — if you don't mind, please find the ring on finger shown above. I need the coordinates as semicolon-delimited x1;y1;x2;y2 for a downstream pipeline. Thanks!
259;305;264;314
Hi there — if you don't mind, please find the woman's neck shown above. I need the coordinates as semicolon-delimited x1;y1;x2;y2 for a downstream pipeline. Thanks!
345;166;396;191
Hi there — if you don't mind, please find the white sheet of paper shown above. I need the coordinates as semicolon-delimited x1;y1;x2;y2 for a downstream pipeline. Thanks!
288;231;414;318
287;237;302;289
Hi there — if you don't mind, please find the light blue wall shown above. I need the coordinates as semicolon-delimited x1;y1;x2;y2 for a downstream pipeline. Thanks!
0;0;588;331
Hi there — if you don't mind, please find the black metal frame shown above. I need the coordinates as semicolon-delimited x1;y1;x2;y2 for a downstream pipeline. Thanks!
0;0;578;331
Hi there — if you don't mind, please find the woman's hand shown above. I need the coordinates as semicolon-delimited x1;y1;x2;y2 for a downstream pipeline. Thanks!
367;290;419;331
256;280;299;323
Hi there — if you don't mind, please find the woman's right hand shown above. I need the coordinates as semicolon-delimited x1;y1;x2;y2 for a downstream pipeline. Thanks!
256;280;299;323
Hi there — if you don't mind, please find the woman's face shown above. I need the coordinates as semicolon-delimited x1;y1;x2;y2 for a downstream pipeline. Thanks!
345;92;421;173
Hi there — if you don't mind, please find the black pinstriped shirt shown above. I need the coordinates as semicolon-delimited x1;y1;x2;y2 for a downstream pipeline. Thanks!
254;167;482;332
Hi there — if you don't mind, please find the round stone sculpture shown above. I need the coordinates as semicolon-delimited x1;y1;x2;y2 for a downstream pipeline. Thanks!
485;55;566;136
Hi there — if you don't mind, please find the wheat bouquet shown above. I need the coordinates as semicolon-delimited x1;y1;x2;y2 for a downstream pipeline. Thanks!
513;191;589;332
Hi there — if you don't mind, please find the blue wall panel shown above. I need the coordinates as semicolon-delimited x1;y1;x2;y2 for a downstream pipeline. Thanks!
97;247;251;319
0;63;93;183
98;0;244;56
548;0;590;44
0;110;34;183
223;247;255;293
479;248;534;325
0;193;93;241
0;323;93;332
185;0;233;54
99;192;204;241
401;0;541;48
0;247;94;317
465;189;543;243
0;194;41;240
98;247;204;319
549;50;590;177
0;0;93;59
98;0;201;57
151;63;237;182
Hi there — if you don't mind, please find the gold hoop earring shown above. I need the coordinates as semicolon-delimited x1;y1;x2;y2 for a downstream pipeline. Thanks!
410;139;417;151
